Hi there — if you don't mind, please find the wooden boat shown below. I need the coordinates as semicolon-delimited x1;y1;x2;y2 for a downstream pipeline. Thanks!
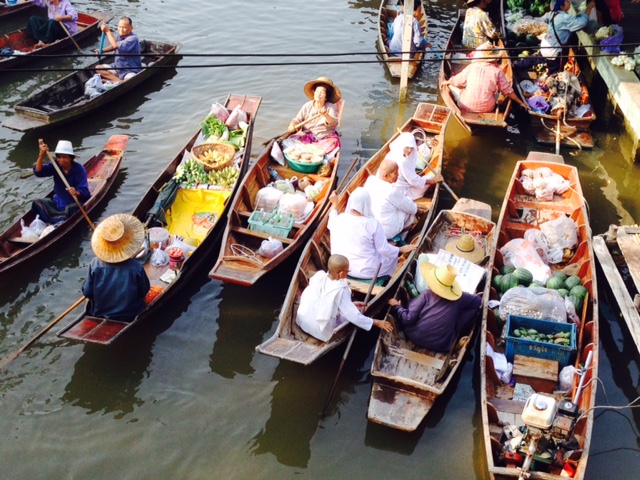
367;200;495;431
480;153;598;479
593;225;640;353
376;0;428;79
255;103;451;365
0;11;110;69
208;100;345;287
57;94;262;345
0;0;35;18
3;40;182;131
439;9;514;132
0;134;127;276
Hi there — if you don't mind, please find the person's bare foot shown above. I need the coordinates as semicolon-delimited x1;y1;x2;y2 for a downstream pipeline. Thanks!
33;41;47;50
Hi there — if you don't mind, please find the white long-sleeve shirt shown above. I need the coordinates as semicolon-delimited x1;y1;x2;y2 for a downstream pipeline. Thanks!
363;175;417;239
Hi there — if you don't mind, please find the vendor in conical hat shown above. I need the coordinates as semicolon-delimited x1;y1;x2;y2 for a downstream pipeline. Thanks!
286;76;342;157
82;213;150;321
388;264;481;352
445;233;485;264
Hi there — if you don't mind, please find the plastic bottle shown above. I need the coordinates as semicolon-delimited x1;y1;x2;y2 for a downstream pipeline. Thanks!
268;166;284;182
405;280;420;298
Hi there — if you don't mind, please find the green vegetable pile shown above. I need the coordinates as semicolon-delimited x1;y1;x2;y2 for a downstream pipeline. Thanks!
511;327;572;346
506;0;548;17
173;159;240;189
200;116;228;140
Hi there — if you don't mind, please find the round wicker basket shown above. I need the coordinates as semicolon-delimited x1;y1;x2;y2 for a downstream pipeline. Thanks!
192;142;236;172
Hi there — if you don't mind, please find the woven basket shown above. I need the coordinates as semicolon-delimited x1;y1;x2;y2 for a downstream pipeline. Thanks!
192;142;236;172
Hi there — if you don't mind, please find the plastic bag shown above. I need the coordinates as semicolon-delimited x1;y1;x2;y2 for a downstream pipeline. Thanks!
540;215;578;251
167;236;197;256
19;219;39;241
29;215;46;236
523;229;550;264
257;236;283;258
150;249;169;267
255;185;284;212
559;365;579;392
208;102;230;123
500;238;552;284
498;286;567;323
225;105;248;130
270;140;285;166
39;224;56;239
600;25;623;54
278;192;308;221
273;180;295;195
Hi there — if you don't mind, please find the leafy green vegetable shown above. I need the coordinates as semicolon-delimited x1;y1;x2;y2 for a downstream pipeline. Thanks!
200;116;228;140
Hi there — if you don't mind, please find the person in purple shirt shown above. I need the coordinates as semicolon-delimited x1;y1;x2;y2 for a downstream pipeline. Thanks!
96;17;143;83
27;0;78;48
388;264;481;352
31;139;90;224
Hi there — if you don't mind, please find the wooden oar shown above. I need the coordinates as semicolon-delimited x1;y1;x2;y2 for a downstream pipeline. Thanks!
44;0;81;52
335;156;359;193
0;296;86;369
261;113;323;146
320;262;382;419
45;149;96;231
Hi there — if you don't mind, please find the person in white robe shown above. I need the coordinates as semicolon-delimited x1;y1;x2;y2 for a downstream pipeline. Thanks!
295;254;393;342
363;159;417;240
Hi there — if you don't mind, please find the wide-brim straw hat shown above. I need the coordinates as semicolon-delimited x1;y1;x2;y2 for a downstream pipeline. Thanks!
54;140;75;158
474;41;499;61
303;76;342;103
91;213;145;263
445;233;485;264
419;262;462;301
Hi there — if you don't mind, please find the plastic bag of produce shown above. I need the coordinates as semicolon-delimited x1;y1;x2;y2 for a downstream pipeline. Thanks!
559;365;579;392
19;219;39;242
225;105;248;130
150;249;169;267
523;229;550;264
540;215;578;251
255;185;284;213
257;236;283;258
29;215;46;236
208;102;230;123
278;192;308;222
500;238;552;284
270;140;285;166
600;25;623;54
498;286;567;323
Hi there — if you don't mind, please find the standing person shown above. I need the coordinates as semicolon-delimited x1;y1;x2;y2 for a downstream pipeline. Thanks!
26;0;78;49
328;187;416;284
462;0;501;49
443;42;529;114
287;76;342;156
83;214;150;321
363;159;417;242
384;132;443;200
387;0;430;57
295;254;393;342
388;264;481;352
31;139;90;224
96;17;142;83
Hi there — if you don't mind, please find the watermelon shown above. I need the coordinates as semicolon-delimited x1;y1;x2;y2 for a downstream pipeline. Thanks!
556;288;569;298
501;273;519;292
564;275;582;290
552;271;568;282
513;268;533;286
501;265;516;275
546;276;565;290
569;285;588;300
492;274;504;290
568;295;583;313
526;34;540;46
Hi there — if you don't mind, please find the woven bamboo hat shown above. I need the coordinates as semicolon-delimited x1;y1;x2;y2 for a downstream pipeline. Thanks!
303;77;342;103
445;234;485;264
419;263;462;301
91;213;145;263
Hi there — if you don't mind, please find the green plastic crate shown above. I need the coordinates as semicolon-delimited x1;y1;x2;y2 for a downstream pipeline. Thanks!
248;210;294;238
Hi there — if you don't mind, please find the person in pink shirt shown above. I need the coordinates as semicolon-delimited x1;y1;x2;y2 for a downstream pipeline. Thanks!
443;43;528;113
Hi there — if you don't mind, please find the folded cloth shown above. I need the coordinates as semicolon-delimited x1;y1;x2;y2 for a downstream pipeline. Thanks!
528;95;550;114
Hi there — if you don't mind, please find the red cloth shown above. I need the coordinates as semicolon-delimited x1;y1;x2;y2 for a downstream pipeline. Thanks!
606;0;623;23
449;61;514;113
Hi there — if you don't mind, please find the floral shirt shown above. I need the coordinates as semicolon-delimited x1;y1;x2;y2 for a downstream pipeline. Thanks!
462;7;499;49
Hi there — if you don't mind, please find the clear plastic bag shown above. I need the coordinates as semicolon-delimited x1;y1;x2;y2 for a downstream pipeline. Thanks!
559;365;579;392
257;237;283;258
278;192;308;221
208;102;230;123
150;249;170;267
255;186;284;212
498;286;567;323
225;105;248;130
540;215;578;251
500;238;552;284
270;140;285;166
20;219;39;240
29;215;46;236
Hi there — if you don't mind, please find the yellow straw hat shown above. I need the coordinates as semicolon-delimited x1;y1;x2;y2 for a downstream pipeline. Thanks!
303;77;342;103
91;213;145;263
419;263;462;301
445;234;485;264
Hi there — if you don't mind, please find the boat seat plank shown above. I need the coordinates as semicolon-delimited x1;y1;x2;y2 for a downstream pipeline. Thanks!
60;316;128;344
387;345;444;369
256;337;323;364
616;229;640;293
231;226;294;244
368;382;433;432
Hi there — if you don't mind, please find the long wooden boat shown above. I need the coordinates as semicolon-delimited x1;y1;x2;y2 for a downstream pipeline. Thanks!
480;154;598;479
57;94;261;345
0;0;35;18
208;100;345;287
439;9;513;132
3;40;182;131
0;11;110;69
0;134;127;276
255;103;451;365
593;225;640;353
376;0;428;79
367;200;495;431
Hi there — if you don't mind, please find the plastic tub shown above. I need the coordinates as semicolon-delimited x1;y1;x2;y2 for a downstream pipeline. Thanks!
148;227;169;250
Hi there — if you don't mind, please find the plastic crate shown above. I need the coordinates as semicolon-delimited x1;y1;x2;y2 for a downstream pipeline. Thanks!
248;210;294;238
505;315;576;368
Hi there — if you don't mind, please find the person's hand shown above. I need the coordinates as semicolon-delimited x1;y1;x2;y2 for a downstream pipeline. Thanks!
53;14;62;22
287;125;296;133
399;244;417;254
100;24;110;33
429;174;444;184
66;187;78;196
319;107;327;115
38;139;48;156
374;319;394;333
354;300;366;312
329;191;339;209
388;298;401;307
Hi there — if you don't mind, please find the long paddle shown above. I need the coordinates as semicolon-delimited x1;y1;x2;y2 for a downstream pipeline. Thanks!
44;0;81;52
44;147;96;231
0;296;86;369
320;262;382;419
98;31;106;56
261;113;323;146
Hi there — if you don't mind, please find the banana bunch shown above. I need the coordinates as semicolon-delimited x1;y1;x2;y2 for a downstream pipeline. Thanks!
174;159;209;187
208;166;239;188
198;149;229;168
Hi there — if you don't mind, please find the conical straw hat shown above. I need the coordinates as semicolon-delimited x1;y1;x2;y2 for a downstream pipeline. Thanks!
91;214;145;263
419;263;462;301
303;76;342;103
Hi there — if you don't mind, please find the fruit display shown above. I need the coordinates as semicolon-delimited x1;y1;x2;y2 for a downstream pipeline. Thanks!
173;160;240;189
197;148;233;170
207;166;239;188
511;327;572;345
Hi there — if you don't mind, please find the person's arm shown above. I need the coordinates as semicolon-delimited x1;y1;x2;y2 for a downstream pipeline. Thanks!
482;12;501;41
33;140;48;174
288;103;309;132
390;292;427;327
82;262;95;299
320;102;337;126
389;189;418;215
99;23;118;52
497;71;529;109
137;266;151;298
70;164;91;201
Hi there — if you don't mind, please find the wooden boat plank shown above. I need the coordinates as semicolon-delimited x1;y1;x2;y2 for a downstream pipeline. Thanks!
368;382;433;431
615;229;640;293
0;1;35;18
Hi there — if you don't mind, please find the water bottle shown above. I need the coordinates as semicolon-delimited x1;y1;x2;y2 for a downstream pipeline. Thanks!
268;166;284;182
405;280;419;299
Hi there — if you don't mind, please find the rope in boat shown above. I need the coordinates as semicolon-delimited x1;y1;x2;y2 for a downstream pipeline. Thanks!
229;243;264;267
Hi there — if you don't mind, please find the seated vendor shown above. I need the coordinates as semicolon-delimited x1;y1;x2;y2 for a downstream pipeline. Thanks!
295;254;393;341
287;76;342;157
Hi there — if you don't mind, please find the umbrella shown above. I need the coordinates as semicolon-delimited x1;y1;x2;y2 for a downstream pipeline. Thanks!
145;178;180;226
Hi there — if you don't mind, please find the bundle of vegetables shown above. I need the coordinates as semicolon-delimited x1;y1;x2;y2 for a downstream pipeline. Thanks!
610;54;636;71
506;0;547;17
226;121;249;149
511;327;572;345
595;25;618;40
200;115;229;141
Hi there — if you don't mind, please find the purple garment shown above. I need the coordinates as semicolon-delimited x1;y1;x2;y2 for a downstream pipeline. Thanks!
391;289;481;352
32;0;78;35
33;160;90;210
114;32;142;78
